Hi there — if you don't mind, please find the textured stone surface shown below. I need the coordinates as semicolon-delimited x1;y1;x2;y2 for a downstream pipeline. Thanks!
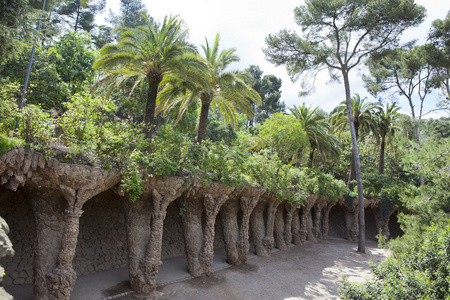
0;149;396;300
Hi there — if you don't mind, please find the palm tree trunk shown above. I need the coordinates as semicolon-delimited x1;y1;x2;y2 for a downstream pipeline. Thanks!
308;148;315;168
143;78;161;141
379;134;386;174
342;70;365;253
197;95;211;144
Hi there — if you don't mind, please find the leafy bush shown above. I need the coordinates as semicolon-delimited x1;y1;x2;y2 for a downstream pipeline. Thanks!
340;222;450;300
0;135;23;157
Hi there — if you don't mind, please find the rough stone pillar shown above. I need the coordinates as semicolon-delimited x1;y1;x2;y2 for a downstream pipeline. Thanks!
0;217;15;300
274;202;288;250
250;199;267;257
181;197;204;277
300;195;317;243
374;206;396;240
237;193;261;263
283;202;298;247
345;206;359;241
291;206;302;245
137;188;183;296
47;208;83;300
200;194;229;275
122;196;152;295
312;202;326;239
220;196;240;265
261;197;279;256
28;192;67;300
321;202;334;239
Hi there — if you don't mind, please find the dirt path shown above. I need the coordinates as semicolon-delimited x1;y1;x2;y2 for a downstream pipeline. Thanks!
155;238;388;300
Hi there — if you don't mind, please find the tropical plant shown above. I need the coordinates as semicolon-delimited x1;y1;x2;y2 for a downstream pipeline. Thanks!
290;103;339;167
264;0;425;253
157;33;261;143
93;14;204;141
376;102;401;173
329;94;379;185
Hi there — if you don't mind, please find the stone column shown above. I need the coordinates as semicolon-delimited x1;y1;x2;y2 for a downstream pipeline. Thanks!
345;206;359;241
291;206;302;245
181;197;204;277
250;200;267;257
200;194;229;275
300;195;317;243
0;217;15;300
220;197;240;265
283;202;298;247
122;196;152;294
237;194;261;264
139;189;182;295
47;208;83;300
312;202;326;239
274;202;288;250
321;202;334;239
262;198;279;255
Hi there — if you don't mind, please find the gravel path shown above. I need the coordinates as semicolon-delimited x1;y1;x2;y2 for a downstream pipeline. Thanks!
155;238;388;300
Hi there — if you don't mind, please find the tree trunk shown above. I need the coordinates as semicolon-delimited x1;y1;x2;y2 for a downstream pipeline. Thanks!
143;77;162;141
74;4;81;31
308;149;315;168
342;70;365;253
348;126;359;189
197;94;211;144
379;134;386;174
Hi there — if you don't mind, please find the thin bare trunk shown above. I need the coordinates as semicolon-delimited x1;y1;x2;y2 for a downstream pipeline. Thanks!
379;134;385;174
342;70;365;253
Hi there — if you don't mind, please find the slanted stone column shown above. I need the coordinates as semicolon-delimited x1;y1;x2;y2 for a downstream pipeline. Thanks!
220;193;241;265
274;202;288;250
47;208;83;299
283;202;299;247
321;202;334;239
237;189;263;264
345;206;359;241
122;195;152;294
181;182;234;277
312;201;326;239
251;193;280;257
180;196;204;277
291;205;302;245
374;206;396;240
124;176;185;297
200;194;229;275
300;195;318;243
250;198;267;257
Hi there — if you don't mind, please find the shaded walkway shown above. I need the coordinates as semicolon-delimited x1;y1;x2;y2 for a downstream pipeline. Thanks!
4;238;387;299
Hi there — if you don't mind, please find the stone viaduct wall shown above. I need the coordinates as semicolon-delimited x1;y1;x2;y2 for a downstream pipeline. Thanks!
0;149;399;299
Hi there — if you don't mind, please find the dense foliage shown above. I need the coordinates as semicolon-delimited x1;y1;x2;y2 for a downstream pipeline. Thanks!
341;222;450;299
1;0;449;296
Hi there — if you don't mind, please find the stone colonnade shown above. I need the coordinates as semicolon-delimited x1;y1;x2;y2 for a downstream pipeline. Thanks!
0;149;396;300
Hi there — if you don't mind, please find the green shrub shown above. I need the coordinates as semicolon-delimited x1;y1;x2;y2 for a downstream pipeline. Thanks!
340;222;450;300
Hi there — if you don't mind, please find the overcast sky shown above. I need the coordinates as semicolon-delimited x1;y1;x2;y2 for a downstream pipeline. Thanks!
104;0;449;117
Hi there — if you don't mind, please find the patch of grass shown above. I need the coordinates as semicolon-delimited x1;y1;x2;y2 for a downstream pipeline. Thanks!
0;135;24;157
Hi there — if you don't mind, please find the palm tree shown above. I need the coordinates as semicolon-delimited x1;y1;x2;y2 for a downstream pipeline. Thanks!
157;34;261;144
92;14;205;140
289;103;339;167
376;102;401;174
329;94;379;186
